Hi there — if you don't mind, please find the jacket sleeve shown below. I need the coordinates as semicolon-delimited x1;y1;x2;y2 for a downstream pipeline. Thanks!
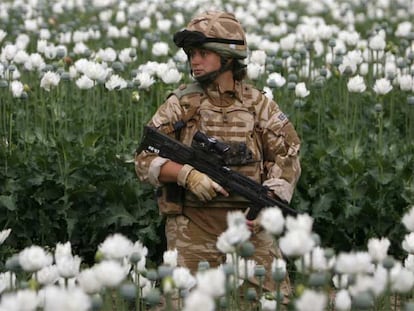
134;95;184;186
260;97;301;203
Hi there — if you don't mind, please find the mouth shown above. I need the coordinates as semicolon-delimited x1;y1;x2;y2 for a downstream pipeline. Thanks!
192;69;204;76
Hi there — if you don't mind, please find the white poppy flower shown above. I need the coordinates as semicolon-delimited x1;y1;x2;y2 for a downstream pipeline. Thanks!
152;42;169;57
98;233;133;260
172;267;196;290
24;19;38;32
267;72;286;88
133;71;155;90
369;34;386;51
118;47;136;63
303;246;330;271
73;42;89;55
263;86;274;100
10;80;24;98
279;229;315;257
96;47;117;62
295;82;310;98
280;33;296;51
347;75;366;93
19;245;53;272
161;68;182;84
94;260;127;288
76;75;94;89
196;268;226;298
55;242;72;262
373;78;392;95
398;74;413;91
76;268;102;294
130;240;148;264
247;63;264;80
163;248;178;267
41;286;91;311
295;289;327;311
0;272;16;294
395;21;412;38
183;289;215;311
216;232;236;254
157;19;172;33
1;44;18;61
115;10;126;23
37;265;59;286
272;258;287;274
285;213;313;233
83;61;108;81
332;273;350;289
335;251;373;275
404;254;414;272
391;263;414;293
250;50;267;66
367;237;390;263
105;74;127;91
40;71;60;92
402;206;414;232
403;232;414;254
139;16;151;30
260;207;285;235
0;289;39;311
0;30;6;43
56;255;81;279
335;289;352;311
237;258;256;280
260;295;277;310
13;50;29;64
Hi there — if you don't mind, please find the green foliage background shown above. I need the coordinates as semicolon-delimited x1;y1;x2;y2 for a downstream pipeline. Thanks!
0;0;414;266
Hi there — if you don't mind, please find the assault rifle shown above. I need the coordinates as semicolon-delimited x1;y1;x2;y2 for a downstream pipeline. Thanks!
137;126;298;220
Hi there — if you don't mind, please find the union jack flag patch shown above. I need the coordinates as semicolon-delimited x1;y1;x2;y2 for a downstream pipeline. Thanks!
278;113;287;121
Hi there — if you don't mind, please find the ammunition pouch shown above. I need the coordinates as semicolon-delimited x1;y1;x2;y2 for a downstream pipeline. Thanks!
156;183;184;215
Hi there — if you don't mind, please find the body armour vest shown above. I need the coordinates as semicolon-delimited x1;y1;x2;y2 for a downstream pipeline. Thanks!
172;81;266;210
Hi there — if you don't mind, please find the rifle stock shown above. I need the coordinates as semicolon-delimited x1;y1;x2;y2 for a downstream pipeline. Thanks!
137;126;297;220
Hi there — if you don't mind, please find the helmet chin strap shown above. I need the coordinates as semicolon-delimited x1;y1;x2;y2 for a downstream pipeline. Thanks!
192;57;233;87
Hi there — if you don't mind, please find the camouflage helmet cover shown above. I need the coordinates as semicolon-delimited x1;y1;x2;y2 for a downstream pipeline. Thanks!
174;11;247;59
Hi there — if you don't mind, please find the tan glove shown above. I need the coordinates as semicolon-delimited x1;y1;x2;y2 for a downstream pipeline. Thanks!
262;178;294;203
177;164;227;201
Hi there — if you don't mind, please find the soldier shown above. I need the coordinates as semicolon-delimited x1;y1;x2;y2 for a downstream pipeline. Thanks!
135;11;301;301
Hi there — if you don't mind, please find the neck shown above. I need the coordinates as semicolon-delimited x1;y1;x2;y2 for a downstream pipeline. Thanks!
215;70;235;92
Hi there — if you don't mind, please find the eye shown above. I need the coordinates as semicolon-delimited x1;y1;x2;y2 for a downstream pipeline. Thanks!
187;48;195;58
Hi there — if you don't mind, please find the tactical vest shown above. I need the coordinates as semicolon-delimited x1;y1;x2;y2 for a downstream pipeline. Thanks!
169;82;266;209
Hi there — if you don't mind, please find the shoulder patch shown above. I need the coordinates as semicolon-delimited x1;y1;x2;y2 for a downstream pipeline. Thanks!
278;112;287;121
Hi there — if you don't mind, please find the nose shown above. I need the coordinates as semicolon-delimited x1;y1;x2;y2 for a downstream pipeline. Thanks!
190;51;201;65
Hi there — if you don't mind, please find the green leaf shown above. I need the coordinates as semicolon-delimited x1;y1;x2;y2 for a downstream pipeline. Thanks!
0;195;16;211
344;203;361;218
82;132;102;148
312;193;335;219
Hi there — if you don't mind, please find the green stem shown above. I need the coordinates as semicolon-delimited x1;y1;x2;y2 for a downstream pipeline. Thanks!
344;88;350;142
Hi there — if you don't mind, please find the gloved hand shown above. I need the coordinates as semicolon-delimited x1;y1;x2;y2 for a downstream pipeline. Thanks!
177;164;228;201
263;178;293;203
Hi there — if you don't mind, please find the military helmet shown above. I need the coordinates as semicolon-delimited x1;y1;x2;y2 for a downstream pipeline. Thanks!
173;11;247;60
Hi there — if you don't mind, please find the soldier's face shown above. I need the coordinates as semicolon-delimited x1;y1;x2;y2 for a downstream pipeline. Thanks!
188;48;221;77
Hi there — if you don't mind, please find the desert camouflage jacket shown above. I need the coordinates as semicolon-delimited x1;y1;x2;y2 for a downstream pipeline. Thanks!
135;80;301;209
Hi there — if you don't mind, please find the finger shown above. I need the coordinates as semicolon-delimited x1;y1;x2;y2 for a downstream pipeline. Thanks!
246;220;255;232
212;181;229;197
202;186;216;201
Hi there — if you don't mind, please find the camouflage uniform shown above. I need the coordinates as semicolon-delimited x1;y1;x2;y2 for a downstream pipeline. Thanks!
135;11;301;298
135;80;300;291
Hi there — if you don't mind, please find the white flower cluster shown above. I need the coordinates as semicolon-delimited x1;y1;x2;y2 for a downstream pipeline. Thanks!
2;204;414;310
